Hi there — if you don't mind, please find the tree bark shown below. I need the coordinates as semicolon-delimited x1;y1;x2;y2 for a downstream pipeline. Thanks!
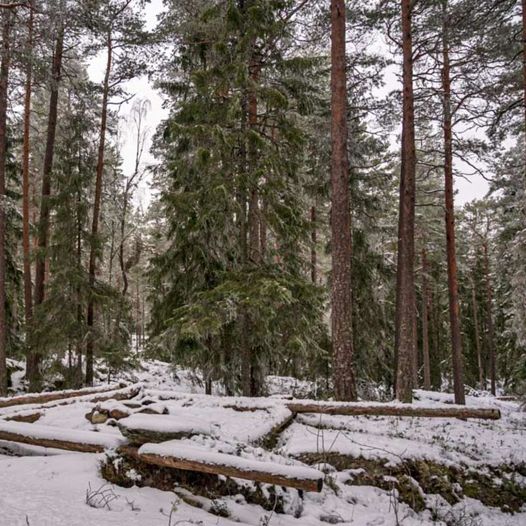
22;1;34;328
482;240;496;395
470;275;484;391
310;205;317;284
286;401;500;420
86;31;112;386
330;0;357;402
421;247;431;390
127;445;324;493
30;24;65;390
394;0;417;403
441;1;465;405
0;8;13;396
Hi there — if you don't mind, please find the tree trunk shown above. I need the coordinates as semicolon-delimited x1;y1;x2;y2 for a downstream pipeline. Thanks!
441;1;465;405
483;241;496;395
86;31;112;386
310;205;317;284
394;0;417;403
421;247;431;390
330;0;357;402
22;2;34;329
470;275;484;391
30;24;65;390
0;8;13;396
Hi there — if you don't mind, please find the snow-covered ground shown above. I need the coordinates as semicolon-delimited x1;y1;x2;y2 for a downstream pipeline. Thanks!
0;360;524;526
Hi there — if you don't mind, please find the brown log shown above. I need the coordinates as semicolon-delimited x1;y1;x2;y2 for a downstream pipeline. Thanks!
0;383;131;409
0;422;124;453
5;411;41;423
123;446;323;493
285;401;500;420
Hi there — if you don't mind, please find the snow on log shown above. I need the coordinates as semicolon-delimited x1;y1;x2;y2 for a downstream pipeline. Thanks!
0;384;143;420
0;383;133;409
0;421;126;452
285;401;501;420
137;441;324;492
118;413;212;445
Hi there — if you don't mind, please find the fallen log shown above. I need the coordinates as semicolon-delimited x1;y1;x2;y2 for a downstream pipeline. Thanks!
0;384;142;420
0;383;130;409
118;413;212;445
5;412;42;423
285;401;501;420
133;442;324;492
0;421;126;453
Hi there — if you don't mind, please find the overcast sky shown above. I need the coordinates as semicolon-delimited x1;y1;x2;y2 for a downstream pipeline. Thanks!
88;0;489;210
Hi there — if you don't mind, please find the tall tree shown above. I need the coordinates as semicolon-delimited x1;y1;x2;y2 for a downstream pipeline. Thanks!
330;0;357;401
0;6;13;395
30;12;65;390
441;0;465;404
84;0;146;385
394;0;417;402
22;0;34;337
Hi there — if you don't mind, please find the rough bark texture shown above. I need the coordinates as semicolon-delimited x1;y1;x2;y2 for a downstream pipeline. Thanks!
470;276;484;391
394;0;417;403
441;4;465;405
86;31;112;386
0;8;12;396
286;401;500;420
330;0;357;402
22;2;34;328
311;205;317;284
421;247;431;390
483;241;496;395
129;448;324;492
30;25;65;390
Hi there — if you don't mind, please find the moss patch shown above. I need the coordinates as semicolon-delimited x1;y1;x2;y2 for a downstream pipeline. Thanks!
298;453;526;513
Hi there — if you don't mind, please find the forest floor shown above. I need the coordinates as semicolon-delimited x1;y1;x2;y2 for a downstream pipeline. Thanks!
0;360;524;526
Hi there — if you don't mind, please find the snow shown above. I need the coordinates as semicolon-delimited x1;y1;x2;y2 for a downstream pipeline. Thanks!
0;360;524;526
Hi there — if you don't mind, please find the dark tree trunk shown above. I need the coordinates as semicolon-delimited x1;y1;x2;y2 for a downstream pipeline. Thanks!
86;32;112;386
22;2;34;329
483;241;496;395
394;0;416;403
421;247;431;390
330;0;357;401
0;8;13;396
441;2;465;405
29;23;65;391
310;205;317;284
241;49;262;397
470;275;484;391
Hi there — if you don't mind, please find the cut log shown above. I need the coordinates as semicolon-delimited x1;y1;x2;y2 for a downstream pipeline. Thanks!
0;383;131;409
285;401;501;420
5;411;41;423
0;421;126;452
134;442;324;492
118;413;212;445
